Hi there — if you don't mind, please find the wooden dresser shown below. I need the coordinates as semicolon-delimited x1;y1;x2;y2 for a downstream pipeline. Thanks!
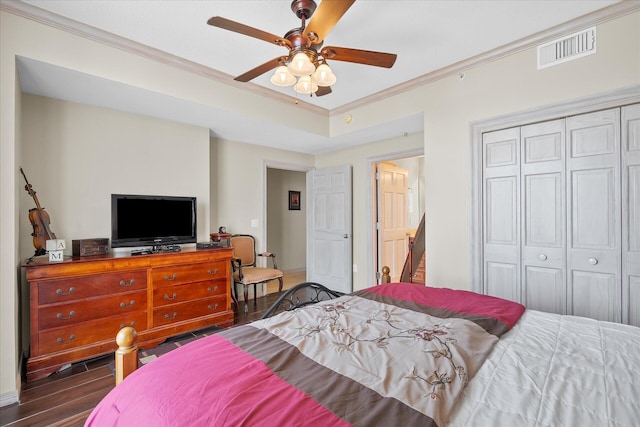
24;248;234;381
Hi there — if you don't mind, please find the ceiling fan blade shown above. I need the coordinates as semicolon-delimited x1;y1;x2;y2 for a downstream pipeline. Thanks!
234;57;287;82
305;0;355;44
315;86;332;97
320;46;397;68
207;17;290;48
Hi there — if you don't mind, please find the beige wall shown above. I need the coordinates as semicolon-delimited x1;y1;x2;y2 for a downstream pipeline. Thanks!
329;11;640;291
210;138;314;254
1;6;638;402
19;95;211;258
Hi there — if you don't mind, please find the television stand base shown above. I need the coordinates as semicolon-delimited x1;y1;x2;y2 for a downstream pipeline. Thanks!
130;245;181;255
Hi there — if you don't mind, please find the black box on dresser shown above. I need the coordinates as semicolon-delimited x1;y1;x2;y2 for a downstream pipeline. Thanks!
72;238;109;256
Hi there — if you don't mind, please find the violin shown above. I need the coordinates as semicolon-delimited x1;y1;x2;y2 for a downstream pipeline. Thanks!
20;167;56;256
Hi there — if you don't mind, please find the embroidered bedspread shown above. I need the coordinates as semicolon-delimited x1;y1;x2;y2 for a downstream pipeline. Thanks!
85;283;524;426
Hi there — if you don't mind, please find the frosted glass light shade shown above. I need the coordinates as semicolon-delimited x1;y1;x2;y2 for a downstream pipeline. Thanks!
293;75;318;94
288;52;315;77
270;66;296;86
312;63;336;86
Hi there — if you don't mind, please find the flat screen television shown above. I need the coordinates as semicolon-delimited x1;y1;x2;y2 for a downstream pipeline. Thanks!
111;194;197;248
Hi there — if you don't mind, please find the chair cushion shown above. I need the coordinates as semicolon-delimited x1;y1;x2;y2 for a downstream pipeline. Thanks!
234;267;283;285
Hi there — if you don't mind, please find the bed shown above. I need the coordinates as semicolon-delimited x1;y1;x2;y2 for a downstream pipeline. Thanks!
85;283;640;426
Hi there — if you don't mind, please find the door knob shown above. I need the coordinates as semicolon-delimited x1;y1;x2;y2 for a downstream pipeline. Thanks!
538;254;547;261
588;257;598;265
343;234;349;239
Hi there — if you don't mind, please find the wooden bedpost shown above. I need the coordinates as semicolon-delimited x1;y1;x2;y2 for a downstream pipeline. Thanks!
115;326;138;385
381;266;391;283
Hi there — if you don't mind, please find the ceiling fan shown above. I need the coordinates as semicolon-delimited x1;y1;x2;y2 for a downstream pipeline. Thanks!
207;0;397;97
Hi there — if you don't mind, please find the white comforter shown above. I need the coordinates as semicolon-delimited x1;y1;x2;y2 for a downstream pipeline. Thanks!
448;310;640;426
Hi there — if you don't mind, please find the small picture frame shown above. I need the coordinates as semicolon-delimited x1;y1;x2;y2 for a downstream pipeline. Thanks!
288;191;301;210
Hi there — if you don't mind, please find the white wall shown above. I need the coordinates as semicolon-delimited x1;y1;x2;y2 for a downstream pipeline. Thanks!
394;156;425;229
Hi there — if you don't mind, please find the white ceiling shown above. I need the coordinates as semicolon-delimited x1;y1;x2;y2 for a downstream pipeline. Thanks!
9;0;624;153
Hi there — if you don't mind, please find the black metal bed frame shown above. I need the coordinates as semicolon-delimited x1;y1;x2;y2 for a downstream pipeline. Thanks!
261;282;345;319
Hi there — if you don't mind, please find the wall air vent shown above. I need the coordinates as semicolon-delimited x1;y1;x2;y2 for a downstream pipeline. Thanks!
537;27;596;69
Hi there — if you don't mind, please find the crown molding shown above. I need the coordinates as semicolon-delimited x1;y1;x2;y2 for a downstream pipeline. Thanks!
0;0;328;116
331;1;640;116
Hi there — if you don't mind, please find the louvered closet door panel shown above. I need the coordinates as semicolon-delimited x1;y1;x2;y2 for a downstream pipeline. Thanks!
566;108;621;322
622;103;640;327
521;119;566;314
483;127;520;302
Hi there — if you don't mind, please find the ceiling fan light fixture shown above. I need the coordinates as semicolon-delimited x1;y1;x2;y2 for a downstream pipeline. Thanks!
312;63;336;86
288;52;315;77
270;66;296;86
294;75;318;94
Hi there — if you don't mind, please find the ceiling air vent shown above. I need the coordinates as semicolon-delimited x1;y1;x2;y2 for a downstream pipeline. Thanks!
537;27;596;69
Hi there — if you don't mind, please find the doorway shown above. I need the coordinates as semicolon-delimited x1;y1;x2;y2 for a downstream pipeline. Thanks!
368;151;424;284
265;163;311;294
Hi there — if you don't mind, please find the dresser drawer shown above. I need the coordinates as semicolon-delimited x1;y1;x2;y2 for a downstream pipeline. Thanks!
153;295;227;327
152;261;228;287
37;312;147;355
38;270;147;305
153;279;227;307
38;290;147;330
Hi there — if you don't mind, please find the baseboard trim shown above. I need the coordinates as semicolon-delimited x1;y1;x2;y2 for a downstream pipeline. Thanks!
0;389;19;407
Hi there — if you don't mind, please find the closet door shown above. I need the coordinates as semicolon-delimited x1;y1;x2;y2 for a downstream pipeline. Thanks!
482;128;521;302
521;120;566;314
566;108;621;322
622;104;640;327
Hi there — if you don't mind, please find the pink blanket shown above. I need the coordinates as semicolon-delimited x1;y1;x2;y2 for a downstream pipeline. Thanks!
86;283;524;426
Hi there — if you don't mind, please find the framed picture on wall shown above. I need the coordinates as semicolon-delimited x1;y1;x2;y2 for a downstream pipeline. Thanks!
288;191;301;210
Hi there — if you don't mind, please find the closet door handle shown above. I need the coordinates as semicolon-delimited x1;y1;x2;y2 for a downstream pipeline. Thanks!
538;254;547;261
588;257;598;265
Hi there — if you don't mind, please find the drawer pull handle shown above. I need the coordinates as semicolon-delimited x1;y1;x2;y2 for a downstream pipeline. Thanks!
120;300;136;308
56;335;75;344
207;268;219;275
164;312;178;320
56;287;75;296
538;254;547;261
56;311;75;320
119;279;136;287
588;257;599;265
164;273;177;281
120;321;136;329
208;303;219;311
207;285;219;293
164;293;178;301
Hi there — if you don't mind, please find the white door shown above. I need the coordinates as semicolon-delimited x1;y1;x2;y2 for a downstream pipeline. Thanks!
482;127;521;302
377;162;410;282
306;165;353;294
566;108;621;322
622;104;639;326
520;119;567;314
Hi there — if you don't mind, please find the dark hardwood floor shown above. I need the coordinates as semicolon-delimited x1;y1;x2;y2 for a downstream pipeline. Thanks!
0;292;283;427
